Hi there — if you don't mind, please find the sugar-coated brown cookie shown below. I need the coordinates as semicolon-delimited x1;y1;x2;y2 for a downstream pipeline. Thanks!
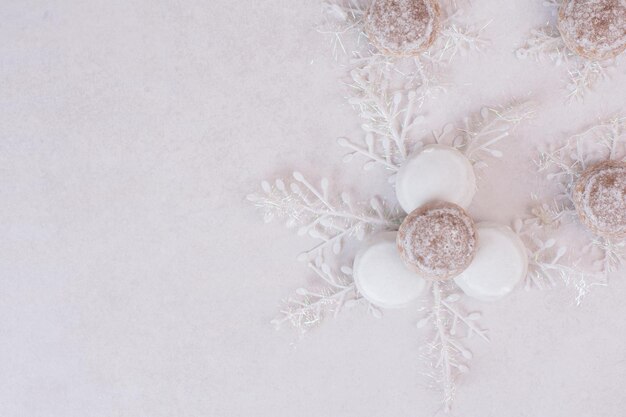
397;201;477;280
573;160;626;238
558;0;626;60
364;0;441;57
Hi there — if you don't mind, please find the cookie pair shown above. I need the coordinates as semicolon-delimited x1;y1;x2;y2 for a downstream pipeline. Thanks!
365;0;626;60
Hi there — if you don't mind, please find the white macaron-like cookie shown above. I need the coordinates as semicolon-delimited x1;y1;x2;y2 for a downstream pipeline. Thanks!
353;232;427;308
454;223;528;302
395;145;476;214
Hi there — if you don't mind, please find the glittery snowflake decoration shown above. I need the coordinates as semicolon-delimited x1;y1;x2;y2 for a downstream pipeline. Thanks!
340;93;535;182
248;102;540;411
531;116;626;302
414;281;488;411
320;0;489;136
247;1;562;412
247;173;399;332
320;0;488;63
516;0;621;101
514;210;593;304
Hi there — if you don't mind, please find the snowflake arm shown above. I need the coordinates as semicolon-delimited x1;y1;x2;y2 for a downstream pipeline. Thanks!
247;172;400;262
430;16;490;63
566;60;608;101
516;25;569;64
588;237;626;287
417;282;488;412
454;102;535;167
340;73;427;173
270;262;363;334
318;0;368;60
516;19;618;100
539;116;626;196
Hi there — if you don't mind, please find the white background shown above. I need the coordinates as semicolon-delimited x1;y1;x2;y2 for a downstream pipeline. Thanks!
1;1;626;416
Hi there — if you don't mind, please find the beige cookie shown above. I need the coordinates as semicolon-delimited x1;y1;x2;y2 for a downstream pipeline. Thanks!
364;0;441;57
558;0;626;60
573;160;626;238
397;201;477;280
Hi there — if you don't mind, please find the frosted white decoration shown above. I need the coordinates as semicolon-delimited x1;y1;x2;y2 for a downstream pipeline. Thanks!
353;232;426;308
395;144;476;213
454;223;528;302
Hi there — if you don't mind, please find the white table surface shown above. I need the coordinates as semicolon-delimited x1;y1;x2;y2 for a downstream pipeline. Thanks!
1;1;626;416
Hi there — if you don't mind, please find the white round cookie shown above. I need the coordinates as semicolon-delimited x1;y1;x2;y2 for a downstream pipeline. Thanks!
395;145;476;214
353;232;427;308
454;223;528;302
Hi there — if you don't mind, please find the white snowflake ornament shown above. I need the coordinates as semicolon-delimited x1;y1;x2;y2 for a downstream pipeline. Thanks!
319;0;489;132
516;0;625;100
531;116;626;303
249;102;545;411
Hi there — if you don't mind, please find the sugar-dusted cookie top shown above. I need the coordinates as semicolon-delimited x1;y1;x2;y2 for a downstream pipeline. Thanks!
558;0;626;60
573;160;626;238
364;0;441;56
397;201;477;280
